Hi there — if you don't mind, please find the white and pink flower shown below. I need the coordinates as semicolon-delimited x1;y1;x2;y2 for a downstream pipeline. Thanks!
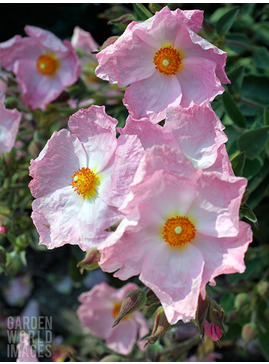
99;145;252;324
77;282;149;355
29;105;143;251
17;331;38;362
96;6;229;123
0;98;21;155
0;26;81;110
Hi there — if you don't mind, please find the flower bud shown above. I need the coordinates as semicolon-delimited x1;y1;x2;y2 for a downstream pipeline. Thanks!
256;281;269;298
234;293;250;310
144;307;171;346
145;289;159;307
242;323;258;344
208;299;225;329
100;354;124;362
203;321;222;341
76;248;100;273
28;140;42;158
113;289;147;327
0;225;7;234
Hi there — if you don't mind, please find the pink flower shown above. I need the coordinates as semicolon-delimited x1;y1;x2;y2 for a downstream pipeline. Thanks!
203;321;222;341
96;6;229;123
0;98;21;154
77;282;149;355
0;26;81;110
99;145;252;324
17;331;38;362
29;105;143;251
71;26;99;87
120;102;229;173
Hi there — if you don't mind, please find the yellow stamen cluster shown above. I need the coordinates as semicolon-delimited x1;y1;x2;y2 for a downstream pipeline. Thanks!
71;167;100;200
154;46;182;75
36;54;58;76
162;216;196;248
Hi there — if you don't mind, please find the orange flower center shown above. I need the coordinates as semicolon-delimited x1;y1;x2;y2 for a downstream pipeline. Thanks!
37;54;58;76
112;302;130;321
162;216;196;248
71;167;100;200
154;46;182;75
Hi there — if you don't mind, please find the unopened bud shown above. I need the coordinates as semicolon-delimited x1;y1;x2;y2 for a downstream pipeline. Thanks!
77;248;100;273
204;321;222;341
208;299;225;330
100;354;124;362
242;323;258;344
256;281;269;298
28;140;42;158
145;307;171;346
234;293;250;310
0;225;7;234
113;289;147;327
145;289;159;307
195;294;209;336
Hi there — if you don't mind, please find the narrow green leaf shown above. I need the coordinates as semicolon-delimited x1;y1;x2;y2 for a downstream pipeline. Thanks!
238;126;269;159
223;90;246;127
227;66;245;94
253;47;269;70
216;7;239;35
264;108;269;126
133;3;152;21
231;151;246;176
242;75;269;107
240;204;258;224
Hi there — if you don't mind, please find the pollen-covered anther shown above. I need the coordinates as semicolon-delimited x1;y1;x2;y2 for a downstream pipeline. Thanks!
37;54;58;75
71;167;100;199
154;46;182;75
162;216;196;248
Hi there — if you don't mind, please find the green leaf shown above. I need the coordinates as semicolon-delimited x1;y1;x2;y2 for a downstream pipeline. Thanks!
253;47;269;70
253;22;269;47
242;75;269;107
259;324;269;361
264;108;269;126
242;156;263;179
223;90;246;127
231;151;246;176
133;3;152;21
240;204;258;225
238;126;269;159
227;66;245;94
216;7;239;35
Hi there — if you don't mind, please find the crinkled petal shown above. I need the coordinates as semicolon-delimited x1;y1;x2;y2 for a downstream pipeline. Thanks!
32;186;121;251
68;105;118;141
194;221;252;298
0;101;21;154
119;115;176;150
140;242;204;324
165;102;227;169
25;25;69;55
189;172;247;238
106;318;138;355
96;26;156;87
205;144;234;176
56;40;81;86
175;26;230;84
177;56;224;107
104;134;144;207
29;129;86;199
124;71;182;123
71;26;99;55
0;36;42;70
